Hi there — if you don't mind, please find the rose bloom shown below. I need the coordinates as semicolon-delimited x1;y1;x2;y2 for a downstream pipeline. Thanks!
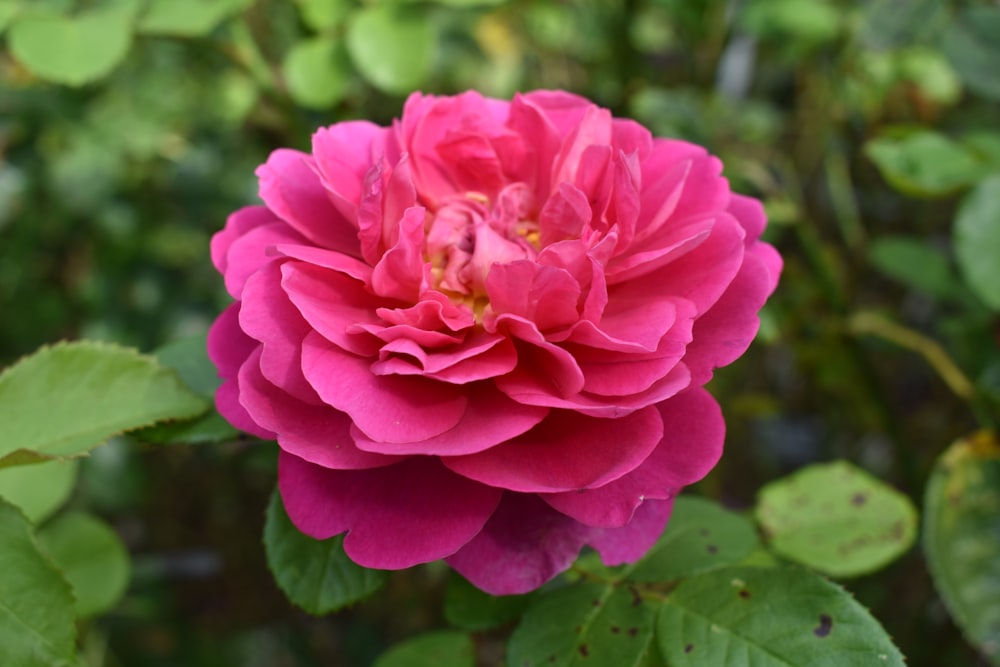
209;90;781;595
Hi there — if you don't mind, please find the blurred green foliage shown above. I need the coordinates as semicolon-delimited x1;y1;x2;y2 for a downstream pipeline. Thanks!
1;0;999;665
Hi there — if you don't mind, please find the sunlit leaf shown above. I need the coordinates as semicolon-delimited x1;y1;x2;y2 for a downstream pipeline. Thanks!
0;460;79;523
8;5;133;85
954;175;1000;311
295;0;352;32
0;499;77;667
658;565;906;666
756;460;918;577
0;341;208;467
346;5;435;94
282;37;351;110
508;582;661;667
373;631;474;667
924;431;1000;666
37;511;130;618
138;0;251;37
264;490;387;614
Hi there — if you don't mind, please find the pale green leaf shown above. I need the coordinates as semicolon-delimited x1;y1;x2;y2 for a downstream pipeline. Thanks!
658;565;905;666
373;631;474;667
282;37;351;110
0;459;79;523
954;175;1000;311
0;341;208;467
295;0;352;32
346;6;435;95
8;5;133;86
138;0;251;37
0;1;19;33
756;460;918;577
507;583;661;667
37;511;130;618
924;431;1000;665
0;499;77;667
264;491;387;614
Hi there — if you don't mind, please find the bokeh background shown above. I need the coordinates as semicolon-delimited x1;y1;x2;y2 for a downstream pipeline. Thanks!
1;0;998;665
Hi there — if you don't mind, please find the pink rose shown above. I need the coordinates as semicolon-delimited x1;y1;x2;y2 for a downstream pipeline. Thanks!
209;90;781;594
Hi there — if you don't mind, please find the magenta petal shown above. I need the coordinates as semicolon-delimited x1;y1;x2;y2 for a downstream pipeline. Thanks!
211;206;279;275
207;302;256;380
222;221;305;299
311;120;387;223
351;383;548;455
587;498;673;565
238;349;401;470
371;206;428;302
443;406;663;493
301;332;468;444
257;148;361;256
541;387;723;526
279;451;502;568
446;493;591;595
216;377;273;439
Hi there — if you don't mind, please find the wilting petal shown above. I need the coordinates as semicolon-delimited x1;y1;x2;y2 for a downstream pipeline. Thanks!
279;451;502;568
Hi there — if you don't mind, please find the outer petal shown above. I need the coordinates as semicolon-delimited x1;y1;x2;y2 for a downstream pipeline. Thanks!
541;388;724;526
446;493;592;595
587;498;674;565
443;406;663;493
211;206;280;275
279;451;502;569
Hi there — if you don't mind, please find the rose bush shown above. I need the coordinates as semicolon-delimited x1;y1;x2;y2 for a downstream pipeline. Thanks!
209;90;781;594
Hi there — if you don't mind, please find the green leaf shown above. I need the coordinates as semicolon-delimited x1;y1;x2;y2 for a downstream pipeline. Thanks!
373;631;475;667
411;0;508;6
295;0;352;32
0;499;77;667
37;511;130;618
625;496;761;583
0;459;79;523
346;6;435;95
444;573;533;631
858;0;948;50
139;334;239;444
740;0;841;46
944;6;1000;101
282;37;351;110
0;1;19;34
954;175;1000;311
264;490;387;614
507;583;661;667
756;460;918;577
866;130;988;197
924;431;1000;665
868;236;959;300
8;5;133;86
0;341;208;468
138;0;251;36
658;565;906;666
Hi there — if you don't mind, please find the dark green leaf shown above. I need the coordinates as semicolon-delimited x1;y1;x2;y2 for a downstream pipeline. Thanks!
507;583;661;667
625;496;760;583
8;4;134;85
0;460;79;523
373;631;475;667
924;431;1000;665
0;342;208;467
346;6;435;95
866;130;988;197
37;511;130;618
944;7;1000;101
858;0;948;50
658;565;906;666
444;573;533;631
264;490;387;615
0;499;77;667
756;460;918;577
954;175;1000;311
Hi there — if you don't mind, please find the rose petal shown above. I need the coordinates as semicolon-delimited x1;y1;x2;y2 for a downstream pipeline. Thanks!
211;206;280;275
279;451;502;568
587;498;673;565
541;387;723;526
443;406;663;493
301;332;468;444
446;493;592;595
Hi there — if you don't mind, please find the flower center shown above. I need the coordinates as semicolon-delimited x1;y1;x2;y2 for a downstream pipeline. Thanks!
425;183;539;308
